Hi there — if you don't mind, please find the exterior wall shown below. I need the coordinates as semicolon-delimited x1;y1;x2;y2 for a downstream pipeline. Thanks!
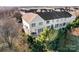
22;19;30;35
22;15;76;35
52;16;76;29
44;18;65;29
44;18;67;29
29;15;45;35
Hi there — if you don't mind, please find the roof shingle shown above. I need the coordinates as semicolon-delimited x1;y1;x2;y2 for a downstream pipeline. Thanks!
22;10;72;22
37;10;72;20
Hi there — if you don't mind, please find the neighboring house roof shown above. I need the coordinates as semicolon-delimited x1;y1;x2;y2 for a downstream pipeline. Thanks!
22;10;72;23
37;11;72;20
22;12;38;23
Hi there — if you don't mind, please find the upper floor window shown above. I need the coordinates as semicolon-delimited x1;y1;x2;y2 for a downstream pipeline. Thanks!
52;20;54;22
31;23;36;27
56;19;59;22
60;24;62;26
26;26;28;29
24;25;28;29
39;22;43;25
46;20;50;24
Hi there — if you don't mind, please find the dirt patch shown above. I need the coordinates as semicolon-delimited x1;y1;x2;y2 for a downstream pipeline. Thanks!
69;10;79;16
71;27;79;36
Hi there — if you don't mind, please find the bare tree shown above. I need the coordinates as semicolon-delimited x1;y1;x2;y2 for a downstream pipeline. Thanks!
0;17;29;51
0;18;20;50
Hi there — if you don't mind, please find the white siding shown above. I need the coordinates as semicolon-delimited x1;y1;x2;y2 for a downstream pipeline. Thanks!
22;14;76;35
29;15;45;35
22;19;30;34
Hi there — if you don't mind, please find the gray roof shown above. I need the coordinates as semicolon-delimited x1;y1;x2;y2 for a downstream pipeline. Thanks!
36;10;72;20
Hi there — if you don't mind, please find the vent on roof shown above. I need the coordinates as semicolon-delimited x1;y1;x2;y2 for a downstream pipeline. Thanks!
49;9;53;12
42;9;46;12
47;9;50;12
37;9;41;12
55;9;61;11
37;9;47;12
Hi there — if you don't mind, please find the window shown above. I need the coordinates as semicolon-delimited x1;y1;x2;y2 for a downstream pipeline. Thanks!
47;26;50;28
39;22;43;25
51;25;54;28
24;25;28;29
38;28;43;33
26;26;28;29
56;19;59;22
46;20;50;24
60;24;62;26
63;23;66;26
55;24;59;28
31;32;37;35
52;20;54;22
31;23;36;27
